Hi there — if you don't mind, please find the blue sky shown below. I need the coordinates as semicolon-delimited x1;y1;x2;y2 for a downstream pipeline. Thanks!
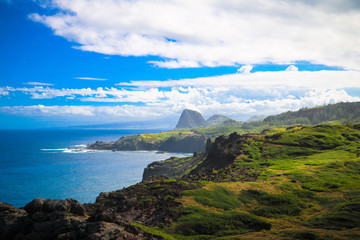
1;0;360;129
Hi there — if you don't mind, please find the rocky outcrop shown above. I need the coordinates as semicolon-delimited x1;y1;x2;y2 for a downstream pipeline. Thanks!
190;132;246;172
0;197;161;240
90;177;195;228
175;109;206;129
143;152;206;181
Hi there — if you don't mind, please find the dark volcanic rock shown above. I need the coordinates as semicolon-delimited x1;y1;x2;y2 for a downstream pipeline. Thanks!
0;202;28;240
0;197;160;240
194;132;244;171
143;152;206;181
175;109;206;129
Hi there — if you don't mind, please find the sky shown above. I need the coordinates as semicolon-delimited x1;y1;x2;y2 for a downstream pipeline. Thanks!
0;0;360;129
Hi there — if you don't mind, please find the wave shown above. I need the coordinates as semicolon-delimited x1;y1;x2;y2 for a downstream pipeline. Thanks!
41;146;103;153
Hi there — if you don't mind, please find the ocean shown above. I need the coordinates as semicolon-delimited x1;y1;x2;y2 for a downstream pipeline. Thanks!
0;129;191;208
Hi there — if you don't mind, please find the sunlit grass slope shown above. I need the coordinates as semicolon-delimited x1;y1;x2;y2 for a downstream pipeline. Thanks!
135;125;360;239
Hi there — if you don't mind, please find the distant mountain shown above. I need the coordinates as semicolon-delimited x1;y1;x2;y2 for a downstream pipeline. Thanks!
175;110;242;129
205;114;232;127
175;109;206;129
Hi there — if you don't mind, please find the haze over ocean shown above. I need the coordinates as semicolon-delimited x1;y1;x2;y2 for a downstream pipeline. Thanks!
0;129;191;208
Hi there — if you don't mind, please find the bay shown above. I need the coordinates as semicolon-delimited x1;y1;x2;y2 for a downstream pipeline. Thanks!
0;129;191;208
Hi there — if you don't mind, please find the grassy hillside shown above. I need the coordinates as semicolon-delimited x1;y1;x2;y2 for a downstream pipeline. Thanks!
130;124;360;239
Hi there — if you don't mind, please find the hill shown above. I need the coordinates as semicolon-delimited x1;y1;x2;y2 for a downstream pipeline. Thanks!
205;114;232;126
264;101;360;125
140;124;360;239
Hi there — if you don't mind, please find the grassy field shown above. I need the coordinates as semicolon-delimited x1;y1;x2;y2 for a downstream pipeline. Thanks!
134;125;360;239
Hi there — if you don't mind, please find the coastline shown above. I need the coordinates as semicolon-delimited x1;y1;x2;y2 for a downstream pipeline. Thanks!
0;129;191;208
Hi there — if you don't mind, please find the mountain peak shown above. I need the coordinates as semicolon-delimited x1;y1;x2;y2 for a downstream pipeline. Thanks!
175;109;206;129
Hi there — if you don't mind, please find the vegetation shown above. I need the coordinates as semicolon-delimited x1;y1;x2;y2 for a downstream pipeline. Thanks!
134;124;360;239
110;102;360;151
91;102;360;239
174;207;271;236
263;102;360;125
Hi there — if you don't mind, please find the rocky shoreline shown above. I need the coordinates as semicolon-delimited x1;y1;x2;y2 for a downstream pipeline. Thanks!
0;177;187;240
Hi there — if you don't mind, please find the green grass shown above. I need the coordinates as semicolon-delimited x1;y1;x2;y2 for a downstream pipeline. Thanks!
174;207;271;236
239;190;307;217
307;201;360;229
183;186;241;210
134;125;360;239
132;223;177;240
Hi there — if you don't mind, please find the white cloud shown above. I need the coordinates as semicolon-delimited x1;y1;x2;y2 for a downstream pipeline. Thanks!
237;65;253;74
1;89;359;122
23;82;54;86
2;69;360;123
29;0;360;69
118;70;360;90
149;60;201;69
285;65;298;71
73;77;108;81
0;105;178;120
0;89;9;96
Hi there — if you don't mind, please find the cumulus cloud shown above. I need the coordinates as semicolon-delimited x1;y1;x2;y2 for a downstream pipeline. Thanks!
118;70;360;90
1;89;359;122
237;65;253;74
29;0;360;69
0;105;177;121
285;65;298;71
2;69;360;122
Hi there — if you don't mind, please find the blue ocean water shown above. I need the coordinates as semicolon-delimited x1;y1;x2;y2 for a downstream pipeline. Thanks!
0;129;191;208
